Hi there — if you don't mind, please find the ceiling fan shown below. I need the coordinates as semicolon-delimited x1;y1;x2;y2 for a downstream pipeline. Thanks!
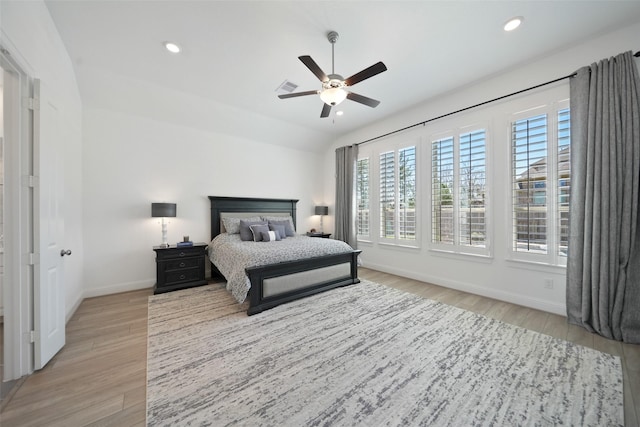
278;31;387;118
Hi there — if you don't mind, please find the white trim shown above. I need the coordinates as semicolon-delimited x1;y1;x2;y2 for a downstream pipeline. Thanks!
65;294;83;324
1;42;35;381
363;262;566;316
82;278;154;299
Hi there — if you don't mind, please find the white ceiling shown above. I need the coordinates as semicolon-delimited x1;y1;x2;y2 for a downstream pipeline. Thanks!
45;0;640;138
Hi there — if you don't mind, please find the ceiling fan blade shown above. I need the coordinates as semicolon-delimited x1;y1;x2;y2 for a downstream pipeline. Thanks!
344;62;387;86
299;56;328;82
278;90;319;99
320;103;332;118
346;92;381;108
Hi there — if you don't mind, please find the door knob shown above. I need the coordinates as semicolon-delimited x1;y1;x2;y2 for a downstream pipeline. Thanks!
60;249;72;257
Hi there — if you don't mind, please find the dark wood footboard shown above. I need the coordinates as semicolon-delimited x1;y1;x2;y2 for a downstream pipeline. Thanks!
245;250;361;315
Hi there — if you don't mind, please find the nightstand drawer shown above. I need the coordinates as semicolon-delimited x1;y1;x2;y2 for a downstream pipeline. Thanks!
156;246;206;260
165;267;203;285
164;257;201;271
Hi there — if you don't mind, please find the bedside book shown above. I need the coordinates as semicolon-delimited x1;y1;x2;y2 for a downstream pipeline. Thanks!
176;241;193;247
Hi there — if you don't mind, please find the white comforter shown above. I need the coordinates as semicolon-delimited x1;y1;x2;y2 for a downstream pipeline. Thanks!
208;233;356;303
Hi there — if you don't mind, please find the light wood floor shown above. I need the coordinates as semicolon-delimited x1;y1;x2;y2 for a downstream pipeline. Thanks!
1;268;638;426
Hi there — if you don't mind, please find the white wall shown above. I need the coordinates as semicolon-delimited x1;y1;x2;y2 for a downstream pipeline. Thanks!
1;1;84;319
324;22;640;315
82;104;327;297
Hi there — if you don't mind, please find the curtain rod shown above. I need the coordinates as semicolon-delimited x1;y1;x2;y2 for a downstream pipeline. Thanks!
355;50;640;147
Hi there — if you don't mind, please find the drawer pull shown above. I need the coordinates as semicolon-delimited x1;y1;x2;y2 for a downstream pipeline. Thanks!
179;274;186;280
179;262;186;267
179;252;185;257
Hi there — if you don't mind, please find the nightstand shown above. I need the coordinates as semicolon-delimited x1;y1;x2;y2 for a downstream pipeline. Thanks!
153;243;208;294
307;232;331;238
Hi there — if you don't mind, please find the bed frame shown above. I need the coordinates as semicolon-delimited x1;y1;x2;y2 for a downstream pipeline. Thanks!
209;196;361;315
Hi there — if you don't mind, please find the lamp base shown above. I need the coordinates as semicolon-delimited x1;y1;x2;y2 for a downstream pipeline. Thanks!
158;242;170;248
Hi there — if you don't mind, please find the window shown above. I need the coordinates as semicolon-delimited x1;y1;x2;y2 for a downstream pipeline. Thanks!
379;151;395;238
512;114;547;254
356;158;370;238
510;105;570;265
379;146;417;242
557;108;571;257
458;130;487;247
432;137;454;244
431;129;488;255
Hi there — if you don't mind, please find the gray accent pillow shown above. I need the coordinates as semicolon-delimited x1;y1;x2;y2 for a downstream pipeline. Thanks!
261;215;295;229
222;216;261;234
240;220;267;241
249;224;270;242
268;220;295;237
269;224;287;240
261;230;281;242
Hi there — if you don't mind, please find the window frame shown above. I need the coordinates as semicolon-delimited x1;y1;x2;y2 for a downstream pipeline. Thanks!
507;100;569;267
357;139;420;248
378;144;418;246
429;124;491;257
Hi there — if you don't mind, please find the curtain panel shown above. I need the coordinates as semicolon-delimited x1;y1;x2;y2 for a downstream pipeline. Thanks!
567;51;640;343
335;145;358;248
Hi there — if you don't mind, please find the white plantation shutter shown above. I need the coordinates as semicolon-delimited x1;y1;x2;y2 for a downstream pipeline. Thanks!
356;158;370;238
458;130;486;247
557;109;571;257
511;114;548;254
379;151;395;239
432;137;455;244
398;147;416;240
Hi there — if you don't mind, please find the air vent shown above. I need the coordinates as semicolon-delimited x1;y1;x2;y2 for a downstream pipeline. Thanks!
275;80;298;94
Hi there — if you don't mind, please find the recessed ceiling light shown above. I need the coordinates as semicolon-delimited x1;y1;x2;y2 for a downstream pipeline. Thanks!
336;111;344;116
504;16;524;32
164;42;181;53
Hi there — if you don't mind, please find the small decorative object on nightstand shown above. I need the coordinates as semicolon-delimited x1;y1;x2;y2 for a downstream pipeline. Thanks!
153;242;208;294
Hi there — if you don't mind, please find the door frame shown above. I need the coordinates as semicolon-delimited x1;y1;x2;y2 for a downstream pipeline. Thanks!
1;42;35;381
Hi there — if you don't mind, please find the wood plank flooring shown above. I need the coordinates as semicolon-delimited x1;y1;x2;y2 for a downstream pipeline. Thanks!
1;267;638;426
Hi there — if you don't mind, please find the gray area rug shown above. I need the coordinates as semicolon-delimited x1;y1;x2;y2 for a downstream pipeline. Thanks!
146;280;623;426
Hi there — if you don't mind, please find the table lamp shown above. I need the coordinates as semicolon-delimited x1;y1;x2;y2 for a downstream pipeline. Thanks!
152;203;176;247
315;205;328;233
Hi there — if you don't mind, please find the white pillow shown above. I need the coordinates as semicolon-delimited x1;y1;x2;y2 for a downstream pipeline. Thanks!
261;230;279;242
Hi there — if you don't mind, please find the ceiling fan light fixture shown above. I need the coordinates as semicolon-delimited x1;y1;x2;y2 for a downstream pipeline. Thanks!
320;87;347;106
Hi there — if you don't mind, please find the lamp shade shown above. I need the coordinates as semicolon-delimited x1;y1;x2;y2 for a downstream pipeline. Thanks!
151;203;176;218
319;88;347;106
315;206;329;216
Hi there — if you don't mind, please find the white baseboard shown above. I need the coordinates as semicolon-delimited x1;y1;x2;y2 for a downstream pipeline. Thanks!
362;262;566;316
66;294;83;324
82;278;154;299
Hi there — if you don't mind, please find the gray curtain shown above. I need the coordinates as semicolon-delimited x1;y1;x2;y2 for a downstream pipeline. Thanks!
567;51;640;343
335;145;358;248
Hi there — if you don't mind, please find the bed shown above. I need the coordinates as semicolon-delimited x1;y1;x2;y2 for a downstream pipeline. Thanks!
208;196;361;315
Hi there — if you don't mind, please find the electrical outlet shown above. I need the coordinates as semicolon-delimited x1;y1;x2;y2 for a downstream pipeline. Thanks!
544;278;554;289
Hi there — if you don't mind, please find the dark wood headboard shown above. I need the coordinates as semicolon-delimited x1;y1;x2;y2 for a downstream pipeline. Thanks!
208;196;299;241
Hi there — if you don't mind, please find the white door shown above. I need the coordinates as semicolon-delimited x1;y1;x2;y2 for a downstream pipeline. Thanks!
33;79;66;369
